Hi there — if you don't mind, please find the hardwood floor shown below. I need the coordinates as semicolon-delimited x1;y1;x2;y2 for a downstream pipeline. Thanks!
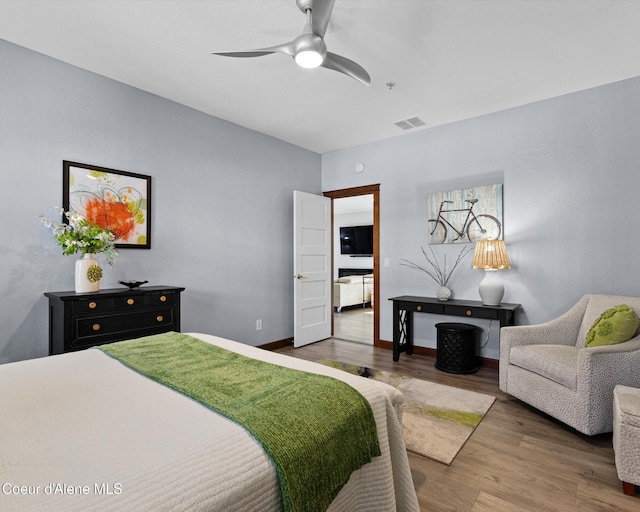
333;306;373;345
275;338;638;511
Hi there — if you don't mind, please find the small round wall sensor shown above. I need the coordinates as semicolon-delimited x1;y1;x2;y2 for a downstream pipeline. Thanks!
355;162;365;173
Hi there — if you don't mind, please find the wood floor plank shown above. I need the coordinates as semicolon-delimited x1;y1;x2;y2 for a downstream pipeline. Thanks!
471;492;533;512
274;338;640;511
575;479;639;511
333;306;374;345
415;469;480;512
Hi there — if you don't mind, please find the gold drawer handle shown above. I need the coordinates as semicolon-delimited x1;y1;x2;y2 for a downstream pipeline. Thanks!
88;302;97;309
160;295;167;302
93;324;101;331
417;306;422;311
466;310;472;316
156;316;164;322
127;298;135;305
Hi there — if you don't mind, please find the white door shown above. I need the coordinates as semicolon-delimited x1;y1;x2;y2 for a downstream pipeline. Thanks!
293;191;332;347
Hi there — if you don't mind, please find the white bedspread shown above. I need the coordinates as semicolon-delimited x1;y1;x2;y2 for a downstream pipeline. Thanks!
0;333;419;511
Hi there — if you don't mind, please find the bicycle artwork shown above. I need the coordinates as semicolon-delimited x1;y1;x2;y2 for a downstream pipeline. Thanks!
427;184;503;244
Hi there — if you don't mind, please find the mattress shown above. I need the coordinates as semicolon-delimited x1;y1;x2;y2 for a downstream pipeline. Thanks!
0;333;419;511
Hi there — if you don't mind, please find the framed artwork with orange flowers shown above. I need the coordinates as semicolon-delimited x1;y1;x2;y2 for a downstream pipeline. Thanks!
63;161;152;249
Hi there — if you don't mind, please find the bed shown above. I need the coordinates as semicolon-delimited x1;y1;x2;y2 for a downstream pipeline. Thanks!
0;332;419;511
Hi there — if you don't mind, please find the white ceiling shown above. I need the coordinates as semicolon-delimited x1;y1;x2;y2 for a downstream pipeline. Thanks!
1;1;640;154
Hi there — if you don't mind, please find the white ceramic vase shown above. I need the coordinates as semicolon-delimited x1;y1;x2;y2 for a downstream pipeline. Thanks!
75;253;100;293
437;285;452;301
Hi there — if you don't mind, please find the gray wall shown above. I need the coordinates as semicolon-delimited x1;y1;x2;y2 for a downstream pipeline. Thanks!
3;36;639;364
322;76;640;359
0;39;321;363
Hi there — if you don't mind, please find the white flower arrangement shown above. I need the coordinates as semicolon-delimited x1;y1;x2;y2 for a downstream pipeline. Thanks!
40;207;118;266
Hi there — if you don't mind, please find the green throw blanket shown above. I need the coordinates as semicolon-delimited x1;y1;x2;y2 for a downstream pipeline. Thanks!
99;332;380;512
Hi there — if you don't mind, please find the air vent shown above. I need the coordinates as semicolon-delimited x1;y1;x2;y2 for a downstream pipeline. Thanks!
393;116;426;131
393;120;413;130
406;116;426;127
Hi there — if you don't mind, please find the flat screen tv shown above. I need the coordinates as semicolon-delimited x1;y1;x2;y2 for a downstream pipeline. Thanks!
340;225;373;256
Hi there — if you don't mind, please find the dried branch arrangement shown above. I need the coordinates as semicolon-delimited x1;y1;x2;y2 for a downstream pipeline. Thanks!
399;245;473;287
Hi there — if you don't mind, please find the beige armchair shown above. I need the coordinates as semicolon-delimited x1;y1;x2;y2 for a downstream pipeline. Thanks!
500;294;640;435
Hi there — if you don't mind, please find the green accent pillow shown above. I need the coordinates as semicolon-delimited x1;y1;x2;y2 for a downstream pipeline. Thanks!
585;304;638;348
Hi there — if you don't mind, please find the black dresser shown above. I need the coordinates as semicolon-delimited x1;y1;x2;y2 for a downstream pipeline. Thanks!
44;286;185;355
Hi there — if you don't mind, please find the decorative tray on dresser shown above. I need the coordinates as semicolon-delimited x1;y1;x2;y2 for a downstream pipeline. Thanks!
44;286;185;355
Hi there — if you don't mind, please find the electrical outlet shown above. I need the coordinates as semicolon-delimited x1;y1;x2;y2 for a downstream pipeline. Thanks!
256;319;263;331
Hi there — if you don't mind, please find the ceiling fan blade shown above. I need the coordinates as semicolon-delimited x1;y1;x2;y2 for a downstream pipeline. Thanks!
213;50;274;58
212;41;295;58
321;52;370;86
310;0;336;38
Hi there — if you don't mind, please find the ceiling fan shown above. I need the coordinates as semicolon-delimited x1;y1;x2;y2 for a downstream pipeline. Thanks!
212;0;370;86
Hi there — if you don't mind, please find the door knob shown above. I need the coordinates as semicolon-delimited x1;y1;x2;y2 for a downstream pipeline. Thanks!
294;274;307;280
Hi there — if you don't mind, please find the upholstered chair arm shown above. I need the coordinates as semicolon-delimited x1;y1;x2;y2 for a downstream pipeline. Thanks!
579;336;640;358
499;297;589;391
500;295;589;351
576;336;640;434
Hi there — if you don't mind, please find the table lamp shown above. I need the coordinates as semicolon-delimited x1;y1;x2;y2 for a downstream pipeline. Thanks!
471;240;511;306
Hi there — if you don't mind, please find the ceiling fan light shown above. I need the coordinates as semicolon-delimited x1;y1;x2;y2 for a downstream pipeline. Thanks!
295;50;323;68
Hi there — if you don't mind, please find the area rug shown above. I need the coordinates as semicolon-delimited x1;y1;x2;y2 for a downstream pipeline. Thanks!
316;359;496;465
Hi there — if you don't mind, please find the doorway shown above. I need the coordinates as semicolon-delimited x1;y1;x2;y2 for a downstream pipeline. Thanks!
324;185;380;348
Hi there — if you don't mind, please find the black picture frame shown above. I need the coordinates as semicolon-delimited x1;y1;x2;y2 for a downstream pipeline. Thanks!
63;161;152;249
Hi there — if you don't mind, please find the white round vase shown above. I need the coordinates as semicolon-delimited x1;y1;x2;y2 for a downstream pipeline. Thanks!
75;253;100;293
437;286;452;301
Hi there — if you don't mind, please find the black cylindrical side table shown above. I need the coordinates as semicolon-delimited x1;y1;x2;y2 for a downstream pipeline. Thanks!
435;322;479;374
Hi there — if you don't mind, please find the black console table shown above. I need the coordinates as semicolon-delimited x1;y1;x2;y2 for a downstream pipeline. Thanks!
388;295;520;362
45;286;185;355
